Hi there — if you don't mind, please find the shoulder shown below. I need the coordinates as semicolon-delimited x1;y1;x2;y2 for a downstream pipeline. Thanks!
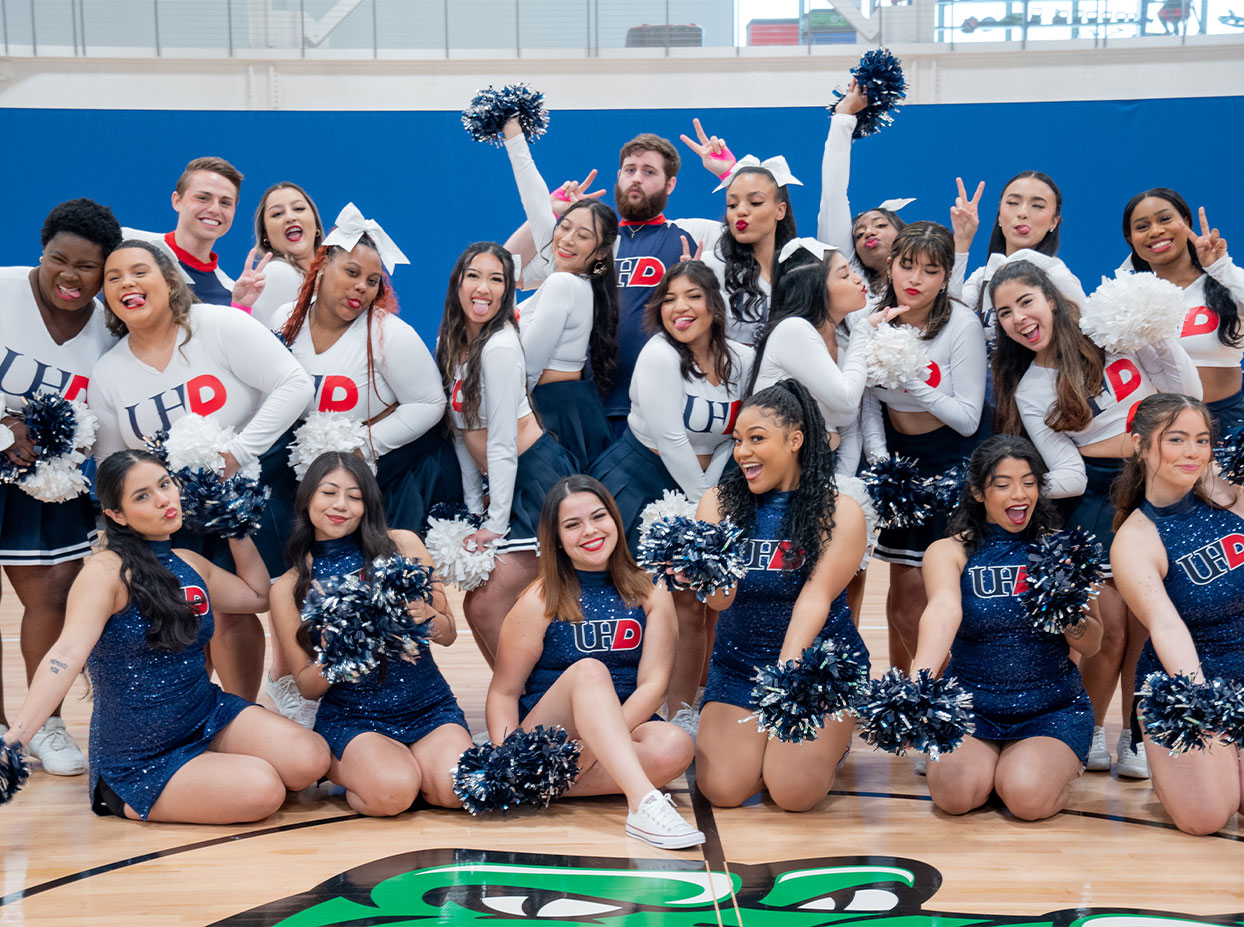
390;528;431;561
830;491;865;532
637;335;679;367
512;579;550;617
1113;507;1161;549
265;259;304;285
90;339;131;378
483;325;522;354
81;548;123;580
925;534;968;567
695;486;725;522
946;304;985;334
727;338;756;364
269;300;296;330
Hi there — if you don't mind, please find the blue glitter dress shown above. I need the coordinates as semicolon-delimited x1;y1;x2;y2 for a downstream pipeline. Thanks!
947;525;1093;762
704;491;869;709
309;535;468;760
87;539;251;820
519;568;650;719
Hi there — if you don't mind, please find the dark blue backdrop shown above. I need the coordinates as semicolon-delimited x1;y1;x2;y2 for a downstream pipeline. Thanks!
2;96;1241;343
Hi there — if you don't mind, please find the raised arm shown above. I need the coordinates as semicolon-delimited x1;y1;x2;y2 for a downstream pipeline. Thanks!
818;80;866;253
179;535;270;614
392;529;457;646
503;124;558;251
1134;338;1203;400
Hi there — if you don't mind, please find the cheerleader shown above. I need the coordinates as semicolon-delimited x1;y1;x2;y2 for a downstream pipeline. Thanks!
861;221;987;672
90;240;314;699
500;119;617;470
1112;394;1244;834
435;241;576;666
695;379;869;812
267;452;470;816
487;474;702;848
990;258;1201;777
0;450;329;823
247;181;324;327
1121;190;1244;432
912;435;1100;820
0;198;122;776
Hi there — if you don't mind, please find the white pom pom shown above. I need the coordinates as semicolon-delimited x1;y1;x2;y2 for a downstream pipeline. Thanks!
1080;272;1185;353
22;451;90;503
834;475;877;572
638;490;697;537
163;414;237;474
424;515;499;592
288;413;374;480
68;401;98;453
865;324;930;389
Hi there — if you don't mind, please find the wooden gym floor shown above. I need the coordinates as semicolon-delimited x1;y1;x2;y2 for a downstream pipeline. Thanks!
1;563;1241;926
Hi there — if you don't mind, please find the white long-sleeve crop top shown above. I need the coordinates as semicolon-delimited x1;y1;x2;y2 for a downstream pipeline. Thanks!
249;259;306;329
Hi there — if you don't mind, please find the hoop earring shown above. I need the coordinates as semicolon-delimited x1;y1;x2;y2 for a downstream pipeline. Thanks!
591;260;607;277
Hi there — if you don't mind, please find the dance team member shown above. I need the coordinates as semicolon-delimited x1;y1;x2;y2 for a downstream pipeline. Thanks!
912;435;1100;820
487;474;702;848
0;198;122;775
1112;394;1244;835
248;181;324;327
0;450;329;823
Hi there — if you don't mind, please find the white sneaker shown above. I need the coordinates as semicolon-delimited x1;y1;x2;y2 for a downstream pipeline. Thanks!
27;716;87;776
912;752;928;776
626;790;705;850
265;673;320;729
1116;731;1150;779
669;706;699;741
1086;726;1111;771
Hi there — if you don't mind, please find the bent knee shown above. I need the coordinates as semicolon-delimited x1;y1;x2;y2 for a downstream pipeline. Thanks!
280;735;332;790
1168;804;1234;836
356;771;421;817
569;657;613;688
768;775;832;813
929;780;992;816
236;768;288;821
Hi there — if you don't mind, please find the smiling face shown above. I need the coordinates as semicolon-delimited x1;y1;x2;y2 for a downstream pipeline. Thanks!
1126;196;1190;270
556;491;619;571
103;246;173;330
105;460;182;538
725;171;786;246
171;170;237;246
1139;407;1213;496
262;186;317;264
457;251;508;339
853;210;899;272
973;456;1039;532
996;177;1059;254
888;248;946;314
615;150;674;222
659;273;713;347
37;232;106;311
732;405;803;494
994;277;1055;359
316;244;383;327
552;206;604;275
826;251;868;320
308;467;365;541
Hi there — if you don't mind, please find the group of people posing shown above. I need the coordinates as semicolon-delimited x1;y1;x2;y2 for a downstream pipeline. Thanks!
1;76;1242;841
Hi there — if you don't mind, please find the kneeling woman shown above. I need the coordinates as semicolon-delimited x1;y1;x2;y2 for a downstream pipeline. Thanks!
695;379;869;812
911;435;1101;821
486;475;702;849
269;452;472;816
0;450;329;822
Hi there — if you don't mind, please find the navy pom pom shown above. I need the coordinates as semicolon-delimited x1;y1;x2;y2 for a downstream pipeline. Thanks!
452;726;581;815
453;739;520;815
176;469;270;539
746;636;869;743
925;459;969;513
855;668;974;759
1214;426;1244;485
0;393;81;483
861;455;931;528
0;740;30;806
1022;528;1106;634
636;516;747;602
427;502;482;526
366;555;436;662
1139;672;1239;755
1217;679;1244;747
461;84;549;147
831;48;907;139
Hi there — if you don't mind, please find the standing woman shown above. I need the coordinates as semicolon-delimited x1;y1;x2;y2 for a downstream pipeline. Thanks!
436;241;576;666
247;181;324;327
502;118;618;470
1122;190;1244;432
487;475;702;848
0;198;122;775
268;452;471;816
89;240;313;699
0;450;329;823
1112;394;1244;835
990;259;1201;777
695;380;869;812
912;435;1100;821
861;221;987;673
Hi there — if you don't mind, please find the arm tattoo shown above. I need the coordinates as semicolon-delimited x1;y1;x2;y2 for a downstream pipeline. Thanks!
47;658;69;675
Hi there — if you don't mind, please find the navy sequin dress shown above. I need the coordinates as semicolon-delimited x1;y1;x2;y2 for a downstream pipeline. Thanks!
704;491;869;709
309;535;468;760
87;540;251;819
520;569;651;719
947;526;1093;762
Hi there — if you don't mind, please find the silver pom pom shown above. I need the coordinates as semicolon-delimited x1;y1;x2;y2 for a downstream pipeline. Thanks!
865;324;930;389
1080;272;1185;353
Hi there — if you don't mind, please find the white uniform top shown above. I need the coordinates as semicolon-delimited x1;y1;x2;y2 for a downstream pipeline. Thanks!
89;303;313;470
1016;337;1202;498
446;325;534;536
963;251;1086;350
752;316;870;475
0;267;117;411
861;305;987;460
271;302;445;461
249;260;305;329
627;336;754;501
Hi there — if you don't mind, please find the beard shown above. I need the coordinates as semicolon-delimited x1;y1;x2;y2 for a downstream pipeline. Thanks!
615;183;669;222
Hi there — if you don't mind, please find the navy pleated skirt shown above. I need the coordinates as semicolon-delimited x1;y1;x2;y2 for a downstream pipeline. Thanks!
1208;388;1244;436
1056;456;1124;577
0;481;97;566
588;428;681;554
499;431;578;553
532;379;612;472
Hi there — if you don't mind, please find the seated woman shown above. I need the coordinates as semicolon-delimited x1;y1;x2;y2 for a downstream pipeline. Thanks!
695;379;869;812
486;474;702;849
268;452;471;817
0;450;329;823
911;435;1101;821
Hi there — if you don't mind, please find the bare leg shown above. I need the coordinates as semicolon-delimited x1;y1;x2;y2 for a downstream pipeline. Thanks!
885;563;925;672
6;561;83;718
666;590;707;712
1080;581;1127;726
993;737;1082;821
463;551;538;667
329;732;424;817
1120;611;1148;727
209;612;266;700
408;723;473;808
846;569;868;628
1143;728;1242;835
209;704;331;789
566;721;694;798
925;736;1000;814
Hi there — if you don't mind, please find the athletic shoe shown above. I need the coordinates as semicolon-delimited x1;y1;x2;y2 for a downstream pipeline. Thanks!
669;706;699;740
626;790;706;849
27;716;87;776
1116;731;1150;779
912;752;928;776
1086;726;1111;771
265;673;320;729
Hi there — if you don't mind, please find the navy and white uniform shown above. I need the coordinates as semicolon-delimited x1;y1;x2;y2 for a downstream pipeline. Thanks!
0;268;116;564
704;490;869;709
308;535;468;759
120;228;235;307
963;252;1086;353
948;526;1093;762
248;259;305;329
87;540;251;819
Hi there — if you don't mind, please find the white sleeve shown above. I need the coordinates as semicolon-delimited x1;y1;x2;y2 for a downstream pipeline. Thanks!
902;317;987;436
948;252;968;305
504;134;556;251
835;418;862;477
86;365;125;465
1017;388;1085;499
1048;261;1088;313
519;274;581;390
962;264;986;320
480;337;526;535
367;319;447;458
632;346;710;500
1134;337;1203;400
1205;255;1244;309
817;112;856;254
765;321;868;417
861;389;887;462
453;430;485;515
672;218;725;255
703;439;735;490
247;261;303;329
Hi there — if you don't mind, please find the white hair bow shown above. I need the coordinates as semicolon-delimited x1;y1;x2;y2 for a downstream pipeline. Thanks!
987;248;1087;309
877;197;916;212
322;202;410;274
713;155;803;193
778;237;838;265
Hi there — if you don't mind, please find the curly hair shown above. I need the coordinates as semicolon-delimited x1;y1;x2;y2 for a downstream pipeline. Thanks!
41;198;123;254
102;240;197;349
644;260;738;388
945;435;1060;557
717;167;798;332
877;221;958;341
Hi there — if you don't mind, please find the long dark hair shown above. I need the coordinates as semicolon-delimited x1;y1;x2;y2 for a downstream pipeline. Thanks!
878;222;957;341
645;260;738;388
1122;187;1241;349
97;450;200;651
986;171;1063;257
434;242;518;428
746;250;833;396
716;379;837;578
717;167;798;329
851;206;906;290
989;260;1105;437
946;435;1060;556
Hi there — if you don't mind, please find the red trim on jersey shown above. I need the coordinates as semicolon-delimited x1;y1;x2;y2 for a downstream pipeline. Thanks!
163;232;219;272
619;214;668;228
